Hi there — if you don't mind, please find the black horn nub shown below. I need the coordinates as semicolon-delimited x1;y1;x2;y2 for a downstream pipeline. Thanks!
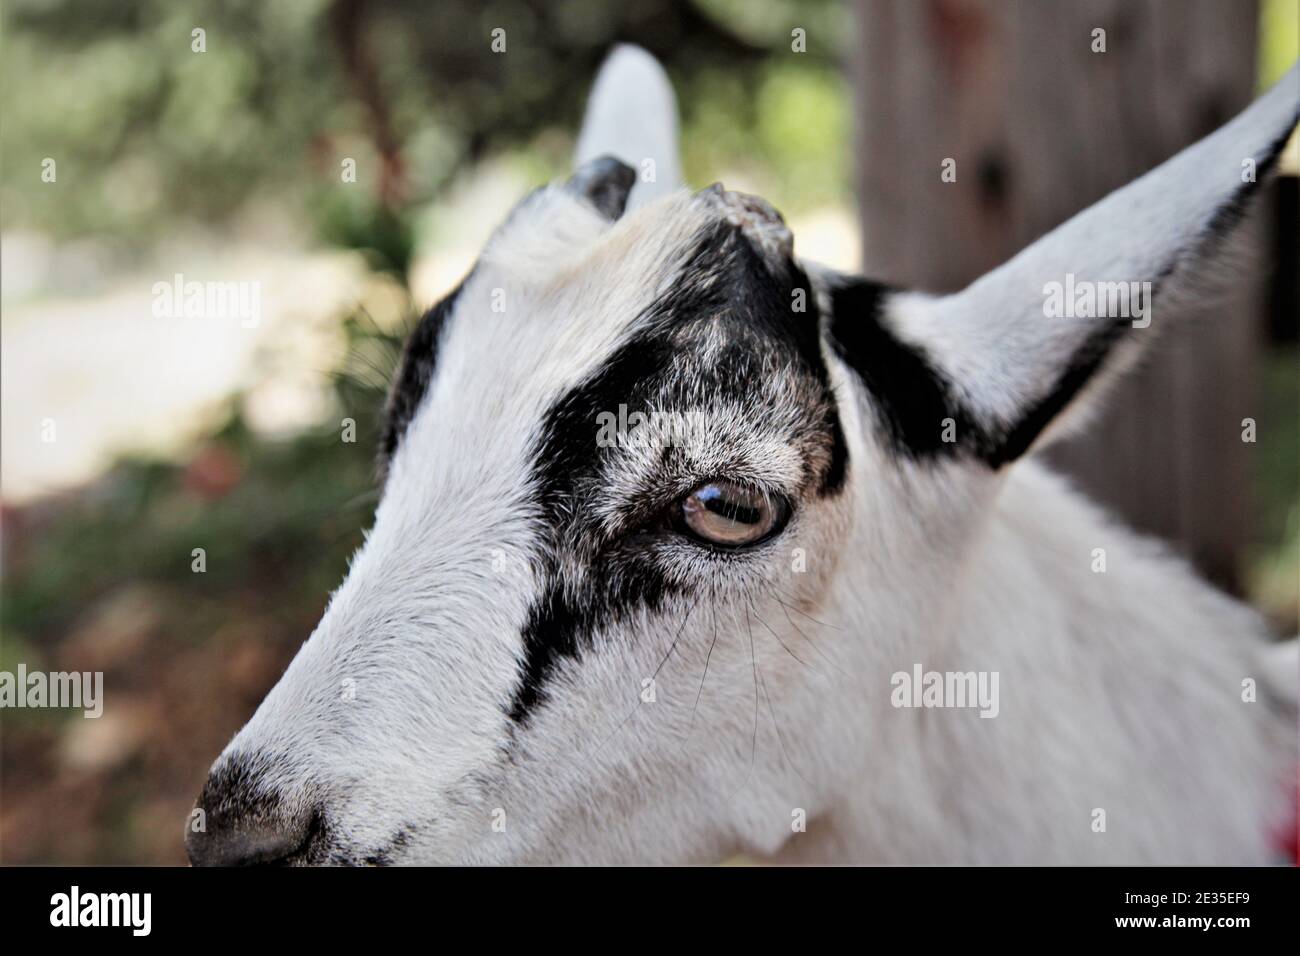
567;155;636;219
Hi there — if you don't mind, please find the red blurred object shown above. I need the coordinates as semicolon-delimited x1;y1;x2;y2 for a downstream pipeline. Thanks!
1274;769;1299;865
182;444;244;501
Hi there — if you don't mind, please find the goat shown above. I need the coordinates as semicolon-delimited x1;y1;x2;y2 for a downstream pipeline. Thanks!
187;46;1299;865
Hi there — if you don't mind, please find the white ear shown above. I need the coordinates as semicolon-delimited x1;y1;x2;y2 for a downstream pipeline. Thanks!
574;44;682;210
840;64;1298;467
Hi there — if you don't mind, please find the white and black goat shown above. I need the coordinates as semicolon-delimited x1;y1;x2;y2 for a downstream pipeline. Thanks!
188;47;1299;865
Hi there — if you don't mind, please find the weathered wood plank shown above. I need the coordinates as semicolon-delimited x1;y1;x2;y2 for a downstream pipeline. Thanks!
850;0;1262;590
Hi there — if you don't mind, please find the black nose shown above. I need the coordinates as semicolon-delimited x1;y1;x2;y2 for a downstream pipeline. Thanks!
185;758;317;866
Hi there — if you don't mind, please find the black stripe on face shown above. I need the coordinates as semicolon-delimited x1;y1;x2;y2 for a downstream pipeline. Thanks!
507;217;848;725
509;549;674;724
380;283;463;471
672;220;849;498
507;332;681;726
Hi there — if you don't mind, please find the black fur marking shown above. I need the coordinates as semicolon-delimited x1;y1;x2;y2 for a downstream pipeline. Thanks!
362;826;412;867
380;283;463;468
509;376;686;725
988;114;1297;465
820;410;849;495
507;329;681;725
982;325;1122;467
567;156;636;220
829;107;1296;469
507;217;846;724
510;550;675;724
510;586;583;723
1202;118;1297;244
827;277;1154;467
991;112;1298;463
826;279;988;460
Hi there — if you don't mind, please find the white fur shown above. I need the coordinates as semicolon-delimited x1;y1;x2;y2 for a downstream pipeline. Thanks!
574;44;682;209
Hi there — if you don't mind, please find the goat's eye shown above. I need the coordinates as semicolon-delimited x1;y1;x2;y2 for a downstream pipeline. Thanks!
675;481;789;548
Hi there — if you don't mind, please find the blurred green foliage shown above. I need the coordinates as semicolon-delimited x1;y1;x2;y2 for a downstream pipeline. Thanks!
0;310;398;665
1;0;849;272
2;1;343;241
1260;0;1300;87
1248;347;1300;626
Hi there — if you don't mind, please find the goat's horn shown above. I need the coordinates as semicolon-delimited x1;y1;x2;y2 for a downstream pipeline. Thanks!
566;155;636;220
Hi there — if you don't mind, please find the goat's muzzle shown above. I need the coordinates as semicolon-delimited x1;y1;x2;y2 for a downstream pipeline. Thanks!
186;758;319;866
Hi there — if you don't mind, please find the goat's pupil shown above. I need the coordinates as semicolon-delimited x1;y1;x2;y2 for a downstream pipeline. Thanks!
678;481;788;548
701;488;760;525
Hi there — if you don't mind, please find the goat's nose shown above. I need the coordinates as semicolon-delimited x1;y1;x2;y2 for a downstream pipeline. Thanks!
186;759;317;866
185;813;308;866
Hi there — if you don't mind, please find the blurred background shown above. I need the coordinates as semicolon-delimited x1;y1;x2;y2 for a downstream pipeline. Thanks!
1;0;1296;864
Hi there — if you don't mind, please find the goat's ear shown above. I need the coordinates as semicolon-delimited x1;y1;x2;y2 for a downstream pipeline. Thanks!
574;45;681;212
829;64;1298;468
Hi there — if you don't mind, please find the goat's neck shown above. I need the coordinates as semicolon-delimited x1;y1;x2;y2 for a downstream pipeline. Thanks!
775;459;1282;864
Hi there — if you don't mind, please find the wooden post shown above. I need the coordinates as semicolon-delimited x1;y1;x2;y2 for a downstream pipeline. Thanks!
850;0;1261;590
